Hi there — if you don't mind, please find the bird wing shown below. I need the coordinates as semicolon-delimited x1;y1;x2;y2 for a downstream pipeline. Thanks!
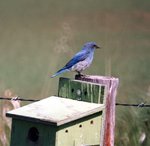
51;50;89;78
63;50;89;69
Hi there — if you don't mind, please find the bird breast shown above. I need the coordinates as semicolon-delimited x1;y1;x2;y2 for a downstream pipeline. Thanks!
71;55;93;72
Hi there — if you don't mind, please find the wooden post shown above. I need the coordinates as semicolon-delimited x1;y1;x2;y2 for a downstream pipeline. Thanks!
75;75;119;146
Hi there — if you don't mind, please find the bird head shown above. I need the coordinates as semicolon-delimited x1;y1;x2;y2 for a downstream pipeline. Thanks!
82;42;100;51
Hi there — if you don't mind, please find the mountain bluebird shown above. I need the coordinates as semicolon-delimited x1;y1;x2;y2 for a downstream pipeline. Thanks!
51;42;100;78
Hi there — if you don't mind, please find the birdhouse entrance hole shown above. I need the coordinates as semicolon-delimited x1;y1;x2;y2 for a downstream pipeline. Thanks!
28;127;39;142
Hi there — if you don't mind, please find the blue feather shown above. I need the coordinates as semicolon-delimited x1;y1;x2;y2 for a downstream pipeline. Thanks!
64;49;89;69
51;68;69;78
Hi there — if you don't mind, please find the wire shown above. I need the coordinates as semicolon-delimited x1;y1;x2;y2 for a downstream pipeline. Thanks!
116;102;150;107
0;96;40;102
0;96;150;107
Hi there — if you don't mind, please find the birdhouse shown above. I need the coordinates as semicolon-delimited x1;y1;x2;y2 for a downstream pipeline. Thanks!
6;96;105;146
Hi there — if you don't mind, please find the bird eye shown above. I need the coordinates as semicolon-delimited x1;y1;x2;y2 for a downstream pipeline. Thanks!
93;44;97;48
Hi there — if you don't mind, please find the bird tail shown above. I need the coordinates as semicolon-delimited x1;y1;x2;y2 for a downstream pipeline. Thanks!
51;68;69;78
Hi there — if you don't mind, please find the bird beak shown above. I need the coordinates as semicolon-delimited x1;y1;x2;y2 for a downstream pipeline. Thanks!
95;45;101;49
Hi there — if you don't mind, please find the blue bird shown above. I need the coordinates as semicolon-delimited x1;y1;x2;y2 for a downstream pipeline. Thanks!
51;42;100;78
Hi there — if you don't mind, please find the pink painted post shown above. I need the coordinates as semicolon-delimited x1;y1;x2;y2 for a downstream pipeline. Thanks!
75;75;119;146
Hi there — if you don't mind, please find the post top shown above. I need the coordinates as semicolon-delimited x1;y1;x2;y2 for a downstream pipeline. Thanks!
6;96;104;126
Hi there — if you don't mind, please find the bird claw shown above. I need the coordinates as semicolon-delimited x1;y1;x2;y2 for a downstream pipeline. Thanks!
75;73;88;79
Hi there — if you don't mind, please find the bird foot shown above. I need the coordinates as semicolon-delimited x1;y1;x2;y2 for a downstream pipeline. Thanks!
75;73;88;80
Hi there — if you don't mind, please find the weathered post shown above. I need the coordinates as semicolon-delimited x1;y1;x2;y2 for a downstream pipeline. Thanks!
75;75;119;146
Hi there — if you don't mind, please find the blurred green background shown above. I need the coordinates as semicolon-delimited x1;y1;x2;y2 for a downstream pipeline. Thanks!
0;0;150;145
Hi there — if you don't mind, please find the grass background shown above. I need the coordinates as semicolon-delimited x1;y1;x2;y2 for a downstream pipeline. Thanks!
0;0;150;145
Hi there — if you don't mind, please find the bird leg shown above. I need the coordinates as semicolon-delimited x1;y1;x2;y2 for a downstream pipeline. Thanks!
75;71;87;79
78;71;84;76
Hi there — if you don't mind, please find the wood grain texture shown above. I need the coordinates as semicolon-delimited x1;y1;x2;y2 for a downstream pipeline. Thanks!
75;75;119;146
10;119;56;146
58;77;105;104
